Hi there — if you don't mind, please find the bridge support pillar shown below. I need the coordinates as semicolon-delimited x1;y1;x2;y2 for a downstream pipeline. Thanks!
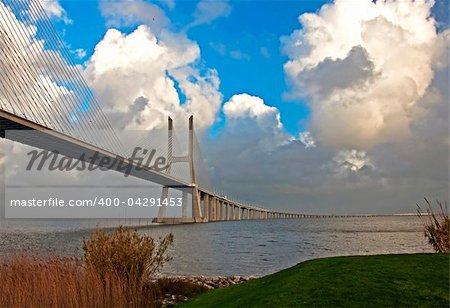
221;201;225;221
216;198;220;221
189;116;202;222
182;192;188;218
204;193;209;222
210;197;214;221
214;197;219;221
210;196;214;220
216;199;220;221
212;197;217;221
192;187;202;222
216;199;222;221
157;186;169;219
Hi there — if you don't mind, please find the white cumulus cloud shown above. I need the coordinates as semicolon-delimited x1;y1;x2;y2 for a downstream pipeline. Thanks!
85;25;222;130
224;94;281;125
283;0;448;150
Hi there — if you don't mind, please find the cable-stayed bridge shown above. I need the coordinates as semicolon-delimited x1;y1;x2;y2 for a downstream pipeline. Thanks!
0;0;317;223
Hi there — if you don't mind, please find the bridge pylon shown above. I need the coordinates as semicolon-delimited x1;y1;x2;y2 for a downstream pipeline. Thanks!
189;116;203;221
156;116;203;223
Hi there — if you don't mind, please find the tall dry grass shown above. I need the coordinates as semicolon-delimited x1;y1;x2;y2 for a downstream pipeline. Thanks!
83;226;174;285
0;256;158;307
417;198;450;253
0;227;201;307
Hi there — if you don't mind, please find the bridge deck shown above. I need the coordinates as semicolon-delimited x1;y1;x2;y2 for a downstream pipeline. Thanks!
0;110;192;192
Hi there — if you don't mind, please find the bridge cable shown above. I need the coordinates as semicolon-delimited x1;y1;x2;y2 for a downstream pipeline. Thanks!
26;0;126;155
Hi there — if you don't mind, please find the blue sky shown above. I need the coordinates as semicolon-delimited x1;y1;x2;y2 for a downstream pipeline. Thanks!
57;0;330;136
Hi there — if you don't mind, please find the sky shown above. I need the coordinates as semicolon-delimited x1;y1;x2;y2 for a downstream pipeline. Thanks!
57;0;328;135
0;0;449;214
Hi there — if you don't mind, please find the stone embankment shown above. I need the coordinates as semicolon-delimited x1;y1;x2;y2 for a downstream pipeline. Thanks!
158;275;256;306
173;275;256;289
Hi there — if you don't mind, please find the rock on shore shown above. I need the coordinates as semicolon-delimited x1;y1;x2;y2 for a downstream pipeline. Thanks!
156;275;256;306
170;275;256;289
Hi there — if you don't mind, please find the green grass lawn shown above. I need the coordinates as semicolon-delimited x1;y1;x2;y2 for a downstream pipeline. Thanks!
181;254;449;308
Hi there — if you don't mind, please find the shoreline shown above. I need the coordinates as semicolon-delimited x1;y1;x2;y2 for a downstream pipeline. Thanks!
152;275;256;290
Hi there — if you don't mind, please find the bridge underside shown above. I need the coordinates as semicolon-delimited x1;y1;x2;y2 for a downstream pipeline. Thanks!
153;217;199;224
0;110;192;192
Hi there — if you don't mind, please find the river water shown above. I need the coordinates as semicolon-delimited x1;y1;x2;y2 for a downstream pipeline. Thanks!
0;216;432;276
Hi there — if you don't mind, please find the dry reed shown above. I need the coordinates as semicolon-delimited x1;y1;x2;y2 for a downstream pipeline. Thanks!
417;198;450;253
0;255;158;307
83;226;174;285
0;227;201;307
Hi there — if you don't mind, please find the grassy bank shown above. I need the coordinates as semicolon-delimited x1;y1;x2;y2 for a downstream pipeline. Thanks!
182;254;449;307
